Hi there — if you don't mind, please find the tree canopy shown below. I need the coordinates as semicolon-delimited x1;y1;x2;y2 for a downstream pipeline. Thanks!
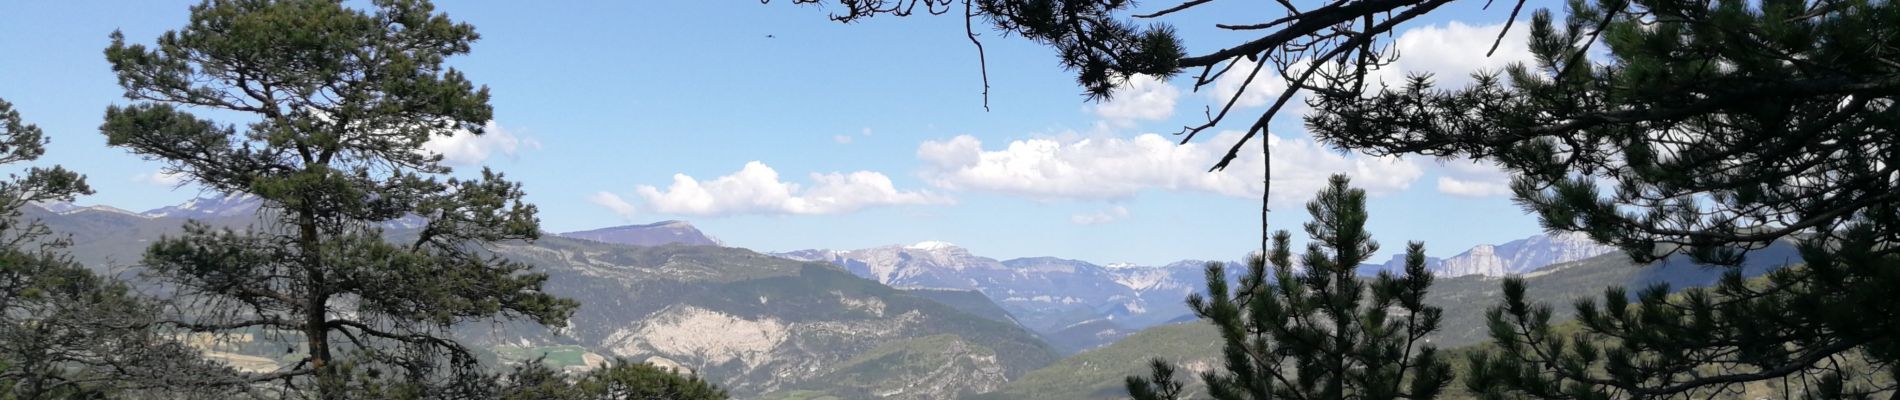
784;0;1900;397
0;99;239;399
1309;0;1900;397
1129;175;1453;400
98;0;576;397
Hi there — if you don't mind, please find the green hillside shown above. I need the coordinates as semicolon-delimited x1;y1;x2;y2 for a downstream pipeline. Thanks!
903;289;1022;326
972;322;1221;400
1427;241;1798;348
438;238;1067;399
981;246;1803;400
35;208;1060;400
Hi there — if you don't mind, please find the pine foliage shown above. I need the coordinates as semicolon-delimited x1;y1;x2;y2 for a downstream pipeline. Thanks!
1306;0;1900;397
96;0;577;397
1128;175;1453;400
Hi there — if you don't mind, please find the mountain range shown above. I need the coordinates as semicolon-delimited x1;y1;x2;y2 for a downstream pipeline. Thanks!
774;231;1619;352
558;220;723;247
27;194;1678;399
978;239;1803;400
39;193;433;229
28;198;1056;400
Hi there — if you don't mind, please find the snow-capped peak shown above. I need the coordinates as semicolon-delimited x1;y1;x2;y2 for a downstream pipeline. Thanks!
906;240;958;251
144;193;262;218
1103;262;1145;270
60;205;150;218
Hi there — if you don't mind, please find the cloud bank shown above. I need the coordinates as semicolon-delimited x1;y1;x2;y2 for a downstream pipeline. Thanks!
611;161;951;217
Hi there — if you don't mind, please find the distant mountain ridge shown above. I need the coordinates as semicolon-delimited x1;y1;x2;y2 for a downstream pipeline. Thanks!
775;232;1624;352
28;198;1057;400
558;220;722;247
1432;232;1618;277
40;193;435;228
980;241;1805;400
46;196;1626;351
140;193;261;219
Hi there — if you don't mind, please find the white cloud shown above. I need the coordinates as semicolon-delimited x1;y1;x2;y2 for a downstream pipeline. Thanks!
1380;21;1534;88
1436;177;1511;197
1434;159;1514;197
631;161;951;217
588;192;638;218
423;122;538;167
916;131;1421;206
133;170;186;187
1203;21;1533;113
862;127;874;137
1071;205;1130;225
1211;59;1291;109
1094;74;1180;125
833;135;854;144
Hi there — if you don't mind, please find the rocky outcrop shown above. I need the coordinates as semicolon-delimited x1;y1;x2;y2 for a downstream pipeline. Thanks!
1440;244;1508;277
1434;232;1618;277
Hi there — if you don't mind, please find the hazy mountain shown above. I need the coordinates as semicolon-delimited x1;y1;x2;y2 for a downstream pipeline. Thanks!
31;202;1058;400
902;288;1020;326
971;322;1221;400
776;233;1622;353
481;240;1059;399
558;220;721;247
980;244;1804;400
1038;318;1134;355
49;193;426;229
777;244;1140;340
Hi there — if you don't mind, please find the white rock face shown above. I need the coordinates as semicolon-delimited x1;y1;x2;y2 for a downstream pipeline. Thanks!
606;306;788;368
1502;232;1618;273
1435;232;1617;277
1440;244;1507;277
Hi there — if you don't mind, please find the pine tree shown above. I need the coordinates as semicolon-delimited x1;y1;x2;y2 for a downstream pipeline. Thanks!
1128;175;1453;400
0;99;238;398
98;0;577;397
1302;0;1900;397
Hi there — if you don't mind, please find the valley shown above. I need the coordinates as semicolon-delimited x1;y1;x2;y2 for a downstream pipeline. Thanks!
28;195;1798;399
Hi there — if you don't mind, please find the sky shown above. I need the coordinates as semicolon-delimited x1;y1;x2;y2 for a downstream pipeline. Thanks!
0;0;1567;266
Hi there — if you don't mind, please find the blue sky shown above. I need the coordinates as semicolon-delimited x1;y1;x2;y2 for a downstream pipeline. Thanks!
0;0;1563;265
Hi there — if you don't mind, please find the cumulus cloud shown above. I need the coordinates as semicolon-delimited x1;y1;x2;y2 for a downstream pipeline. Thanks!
629;161;951;217
1386;21;1535;88
422;122;538;167
916;131;1421;206
1094;74;1180;125
1435;159;1514;197
1071;205;1130;225
1205;21;1533;114
133;170;186;187
588;192;638;218
1211;59;1292;109
833;135;854;144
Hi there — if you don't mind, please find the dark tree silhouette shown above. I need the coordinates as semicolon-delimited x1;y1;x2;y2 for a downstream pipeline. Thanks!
785;0;1900;396
1303;1;1900;398
1128;175;1453;400
0;98;237;399
770;0;1526;170
497;358;729;400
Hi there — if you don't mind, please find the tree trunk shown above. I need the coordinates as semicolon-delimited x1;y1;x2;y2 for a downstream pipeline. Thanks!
298;208;335;400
